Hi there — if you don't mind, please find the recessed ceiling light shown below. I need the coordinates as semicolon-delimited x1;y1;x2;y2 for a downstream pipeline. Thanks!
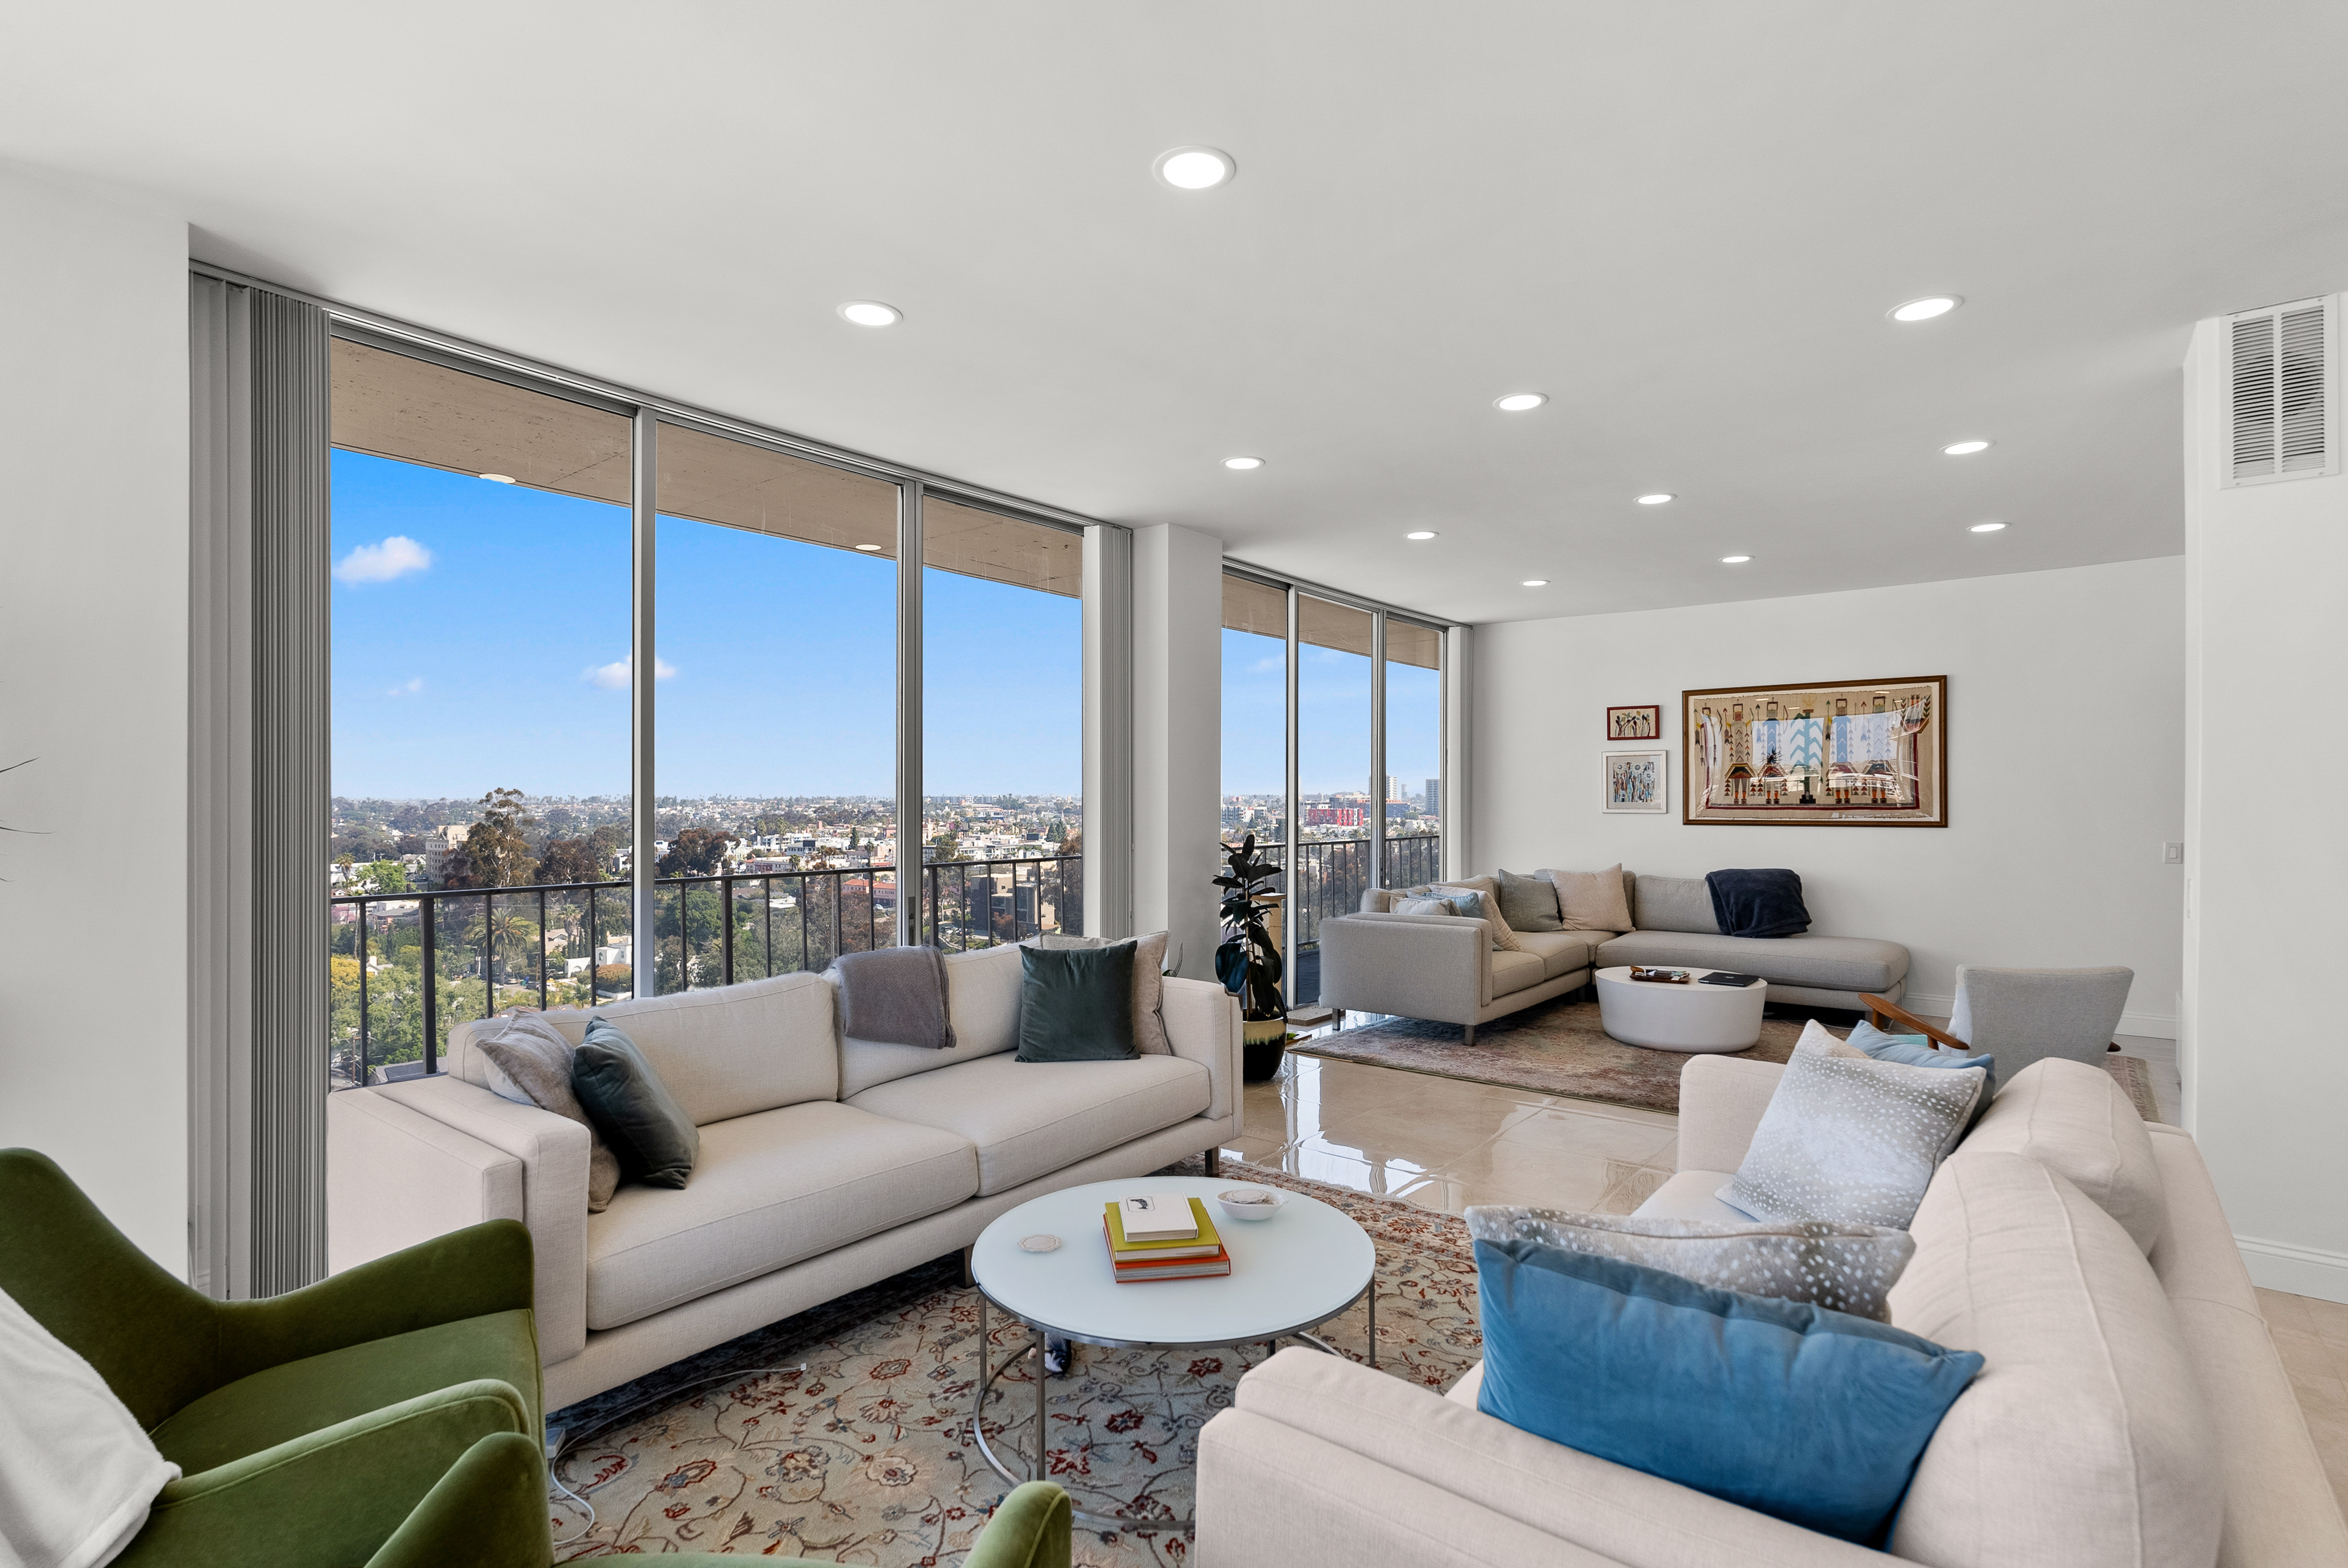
1636;493;1674;506
1406;530;1438;540
1721;555;1752;564
1891;296;1960;322
1494;393;1547;412
1223;456;1264;471
1521;579;1549;587
854;543;885;551
837;300;902;327
1969;522;2007;533
1155;147;1235;190
1942;440;1991;455
479;472;515;484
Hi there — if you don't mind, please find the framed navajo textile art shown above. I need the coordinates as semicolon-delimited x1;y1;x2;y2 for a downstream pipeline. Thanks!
1682;676;1946;827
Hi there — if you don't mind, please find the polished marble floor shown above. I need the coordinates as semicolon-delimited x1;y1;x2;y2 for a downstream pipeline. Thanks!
1217;1029;2345;1515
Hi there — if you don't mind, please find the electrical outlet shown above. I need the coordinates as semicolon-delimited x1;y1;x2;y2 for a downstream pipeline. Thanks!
2162;842;2184;865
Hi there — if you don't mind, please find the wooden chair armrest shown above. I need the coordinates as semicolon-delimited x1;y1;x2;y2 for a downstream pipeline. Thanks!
1859;993;1973;1053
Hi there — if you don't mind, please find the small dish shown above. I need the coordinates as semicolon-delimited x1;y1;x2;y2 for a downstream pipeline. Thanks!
1018;1234;1062;1253
1215;1187;1287;1223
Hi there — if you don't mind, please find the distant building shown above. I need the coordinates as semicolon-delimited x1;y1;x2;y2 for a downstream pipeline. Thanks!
1222;804;1247;829
1305;805;1364;827
424;824;471;881
1425;778;1440;817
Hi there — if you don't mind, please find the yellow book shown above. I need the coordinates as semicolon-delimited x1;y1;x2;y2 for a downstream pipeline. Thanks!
1103;1197;1223;1260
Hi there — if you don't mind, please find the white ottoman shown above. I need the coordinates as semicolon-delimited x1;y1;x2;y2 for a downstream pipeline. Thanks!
1595;966;1767;1053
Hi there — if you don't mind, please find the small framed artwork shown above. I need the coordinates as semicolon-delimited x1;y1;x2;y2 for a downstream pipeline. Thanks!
1606;705;1661;740
1603;750;1667;813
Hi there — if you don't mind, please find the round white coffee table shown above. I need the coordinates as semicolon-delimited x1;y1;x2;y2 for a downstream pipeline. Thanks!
1595;966;1768;1052
967;1174;1375;1531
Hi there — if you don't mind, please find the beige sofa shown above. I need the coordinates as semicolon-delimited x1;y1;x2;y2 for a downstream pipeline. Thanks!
1319;870;1909;1039
326;943;1242;1409
1197;1057;2348;1568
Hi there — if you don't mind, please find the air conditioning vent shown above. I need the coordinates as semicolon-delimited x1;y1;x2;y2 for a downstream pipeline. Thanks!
2226;296;2336;486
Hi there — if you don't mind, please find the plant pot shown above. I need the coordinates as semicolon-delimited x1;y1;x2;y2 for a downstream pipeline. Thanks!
1242;1015;1288;1081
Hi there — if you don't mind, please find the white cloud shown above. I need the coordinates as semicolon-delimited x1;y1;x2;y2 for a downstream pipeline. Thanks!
584;654;677;690
333;535;433;585
387;677;424;697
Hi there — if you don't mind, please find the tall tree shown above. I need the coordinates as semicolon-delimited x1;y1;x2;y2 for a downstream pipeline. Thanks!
657;827;734;877
442;787;538;888
537;837;609;886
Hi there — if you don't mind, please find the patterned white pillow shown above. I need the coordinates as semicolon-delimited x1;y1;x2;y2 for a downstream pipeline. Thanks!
1723;1039;1986;1230
1391;895;1460;918
1465;1206;1916;1321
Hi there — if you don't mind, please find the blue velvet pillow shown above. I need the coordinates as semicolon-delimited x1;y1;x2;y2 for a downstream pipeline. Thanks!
1850;1019;1997;1101
1473;1239;1983;1545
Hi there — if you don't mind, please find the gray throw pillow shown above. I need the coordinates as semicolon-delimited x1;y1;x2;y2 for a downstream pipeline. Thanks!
1031;930;1172;1054
1017;941;1138;1062
1465;1206;1916;1322
572;1015;700;1189
475;1013;621;1212
1724;1045;1986;1230
1496;868;1564;932
1391;895;1460;918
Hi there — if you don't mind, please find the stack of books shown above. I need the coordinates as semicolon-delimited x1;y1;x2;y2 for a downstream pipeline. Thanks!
1102;1193;1229;1282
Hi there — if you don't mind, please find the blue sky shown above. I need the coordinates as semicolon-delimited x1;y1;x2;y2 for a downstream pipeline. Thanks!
1221;629;1441;798
331;451;1079;800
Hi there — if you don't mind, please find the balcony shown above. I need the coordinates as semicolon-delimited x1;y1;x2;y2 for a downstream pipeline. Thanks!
1245;831;1441;1005
328;853;1082;1089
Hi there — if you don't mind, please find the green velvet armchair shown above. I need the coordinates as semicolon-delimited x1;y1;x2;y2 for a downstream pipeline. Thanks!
0;1147;543;1567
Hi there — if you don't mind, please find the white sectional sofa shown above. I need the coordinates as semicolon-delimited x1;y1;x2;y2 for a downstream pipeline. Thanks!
1197;1058;2348;1568
326;943;1241;1407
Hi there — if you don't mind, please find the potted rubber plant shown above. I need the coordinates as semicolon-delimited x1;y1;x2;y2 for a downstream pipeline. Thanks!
1213;833;1289;1080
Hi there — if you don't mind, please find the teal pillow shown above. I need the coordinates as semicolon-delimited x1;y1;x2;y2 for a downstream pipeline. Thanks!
571;1016;699;1188
1850;1019;1999;1104
1016;941;1137;1062
1474;1239;1981;1545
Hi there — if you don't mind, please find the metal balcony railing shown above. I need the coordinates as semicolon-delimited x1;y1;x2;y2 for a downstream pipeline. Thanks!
327;853;1082;1090
1235;832;1442;950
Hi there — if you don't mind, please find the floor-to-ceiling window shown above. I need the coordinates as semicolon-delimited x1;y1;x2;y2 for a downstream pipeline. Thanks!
1384;618;1443;889
326;340;633;1084
1294;596;1376;997
653;424;902;989
921;498;1084;947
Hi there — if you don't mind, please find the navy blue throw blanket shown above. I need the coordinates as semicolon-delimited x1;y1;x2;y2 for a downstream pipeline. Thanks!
1707;869;1811;938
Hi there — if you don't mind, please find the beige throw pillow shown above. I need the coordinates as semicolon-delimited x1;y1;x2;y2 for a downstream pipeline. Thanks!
475;1012;622;1211
1430;876;1523;952
1542;864;1635;932
1033;930;1172;1053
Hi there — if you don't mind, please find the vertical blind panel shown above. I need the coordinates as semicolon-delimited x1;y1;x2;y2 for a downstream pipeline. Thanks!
1384;619;1441;670
924;496;1080;597
1300;594;1374;657
1222;572;1287;638
330;338;631;503
655;421;898;554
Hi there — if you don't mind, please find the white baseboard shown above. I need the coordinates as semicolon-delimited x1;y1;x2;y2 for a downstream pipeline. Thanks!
2237;1235;2348;1305
1897;992;2177;1042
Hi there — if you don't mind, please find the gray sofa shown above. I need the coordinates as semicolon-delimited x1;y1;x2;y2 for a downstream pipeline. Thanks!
1318;870;1908;1039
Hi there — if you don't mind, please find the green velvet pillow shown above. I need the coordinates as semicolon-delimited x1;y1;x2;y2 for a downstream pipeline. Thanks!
571;1016;699;1188
1016;941;1137;1062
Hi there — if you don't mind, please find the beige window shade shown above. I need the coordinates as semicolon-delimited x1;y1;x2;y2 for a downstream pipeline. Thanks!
1384;618;1440;670
923;496;1079;597
1301;595;1373;657
1223;572;1286;638
655;421;898;555
329;338;631;503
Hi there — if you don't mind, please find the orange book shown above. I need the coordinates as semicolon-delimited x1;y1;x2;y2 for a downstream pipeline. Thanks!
1102;1218;1230;1280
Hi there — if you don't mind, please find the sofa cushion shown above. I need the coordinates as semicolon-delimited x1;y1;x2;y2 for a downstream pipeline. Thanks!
847;1050;1209;1196
1597;932;1908;994
1960;1058;2166;1253
584;1101;976;1330
1495;868;1564;932
1541;865;1635;932
839;943;1023;1099
1631;875;1719;935
1724;1048;1984;1230
449;971;840;1126
1513;930;1599;982
1887;1152;2222;1568
1016;941;1137;1062
1635;1168;1758;1226
1489;948;1548;997
147;1308;541;1474
574;1015;700;1188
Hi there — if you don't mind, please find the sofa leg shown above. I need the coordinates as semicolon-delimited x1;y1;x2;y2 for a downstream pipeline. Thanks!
1463;1023;1476;1046
1204;1147;1222;1178
960;1244;974;1288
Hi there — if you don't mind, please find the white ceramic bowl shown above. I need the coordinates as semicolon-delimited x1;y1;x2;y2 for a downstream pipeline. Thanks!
1215;1187;1288;1224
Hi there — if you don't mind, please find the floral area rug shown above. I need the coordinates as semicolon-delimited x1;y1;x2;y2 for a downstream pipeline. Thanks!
1292;989;1804;1112
547;1157;1480;1564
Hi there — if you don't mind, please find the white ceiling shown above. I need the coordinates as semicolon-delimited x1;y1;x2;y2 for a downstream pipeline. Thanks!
5;1;2345;625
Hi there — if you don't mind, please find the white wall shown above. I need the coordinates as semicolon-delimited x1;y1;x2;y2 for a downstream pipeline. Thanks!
1472;558;2186;1034
2181;307;2348;1300
0;162;190;1269
1131;523;1223;978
